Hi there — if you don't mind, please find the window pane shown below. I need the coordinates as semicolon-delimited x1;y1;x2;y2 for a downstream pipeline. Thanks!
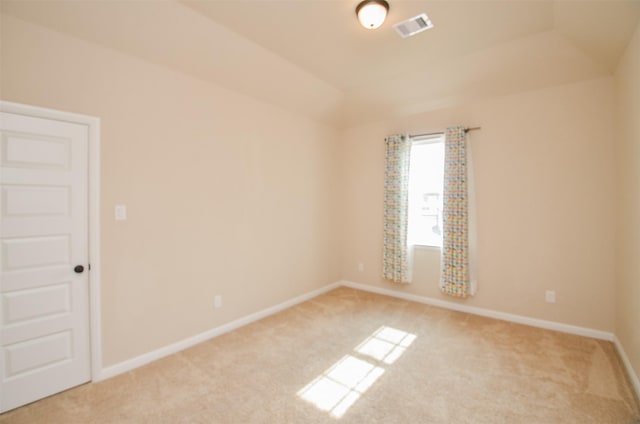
408;139;444;247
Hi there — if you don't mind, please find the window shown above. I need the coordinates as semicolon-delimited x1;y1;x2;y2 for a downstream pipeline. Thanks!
407;134;445;247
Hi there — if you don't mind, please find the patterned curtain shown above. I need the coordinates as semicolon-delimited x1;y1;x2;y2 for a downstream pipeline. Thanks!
440;127;470;297
382;134;412;284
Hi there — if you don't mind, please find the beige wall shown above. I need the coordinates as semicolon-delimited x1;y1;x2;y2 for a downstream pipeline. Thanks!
1;8;632;375
614;22;640;383
340;77;616;332
0;15;341;366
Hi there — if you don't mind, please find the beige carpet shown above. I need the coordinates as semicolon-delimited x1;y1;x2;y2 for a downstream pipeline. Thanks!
2;287;639;423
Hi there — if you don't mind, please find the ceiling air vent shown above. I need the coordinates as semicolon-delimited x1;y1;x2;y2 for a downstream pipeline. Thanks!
393;13;434;38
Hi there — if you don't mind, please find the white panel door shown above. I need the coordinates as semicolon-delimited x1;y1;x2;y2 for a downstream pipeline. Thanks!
0;112;91;412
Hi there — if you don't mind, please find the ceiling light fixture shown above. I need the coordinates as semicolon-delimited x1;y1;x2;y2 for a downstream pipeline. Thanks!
356;0;390;30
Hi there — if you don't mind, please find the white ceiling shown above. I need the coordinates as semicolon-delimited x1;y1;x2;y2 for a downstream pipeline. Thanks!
2;0;639;128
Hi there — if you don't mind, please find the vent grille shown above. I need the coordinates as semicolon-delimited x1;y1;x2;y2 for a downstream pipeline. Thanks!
393;13;434;38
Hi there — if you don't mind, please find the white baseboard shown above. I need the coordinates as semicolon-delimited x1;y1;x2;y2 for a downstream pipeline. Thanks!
98;279;621;383
613;335;640;401
339;280;615;341
97;281;341;381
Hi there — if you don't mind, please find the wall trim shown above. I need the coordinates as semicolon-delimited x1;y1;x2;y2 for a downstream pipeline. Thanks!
339;280;615;341
98;279;621;381
95;277;640;396
0;101;103;382
614;335;640;401
98;281;341;381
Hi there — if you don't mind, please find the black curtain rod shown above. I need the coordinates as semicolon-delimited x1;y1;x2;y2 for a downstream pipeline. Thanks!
410;126;481;139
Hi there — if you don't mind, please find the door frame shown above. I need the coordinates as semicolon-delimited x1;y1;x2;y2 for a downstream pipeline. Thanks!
0;100;103;381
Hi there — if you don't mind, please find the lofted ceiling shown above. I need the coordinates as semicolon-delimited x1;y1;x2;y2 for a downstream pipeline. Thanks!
2;0;639;128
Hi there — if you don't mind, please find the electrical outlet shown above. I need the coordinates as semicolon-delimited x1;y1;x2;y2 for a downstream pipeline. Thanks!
545;290;556;303
357;262;364;272
214;295;222;309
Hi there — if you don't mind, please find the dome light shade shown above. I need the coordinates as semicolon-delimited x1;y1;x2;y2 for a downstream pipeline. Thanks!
356;0;390;30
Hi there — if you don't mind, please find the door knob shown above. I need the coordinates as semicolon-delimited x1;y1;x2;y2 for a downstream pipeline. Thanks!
74;265;84;273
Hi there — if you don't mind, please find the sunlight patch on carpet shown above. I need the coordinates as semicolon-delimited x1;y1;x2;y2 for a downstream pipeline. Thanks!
298;355;385;418
355;326;417;364
297;326;416;418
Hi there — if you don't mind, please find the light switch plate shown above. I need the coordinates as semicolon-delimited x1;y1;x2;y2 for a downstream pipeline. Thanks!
115;205;127;221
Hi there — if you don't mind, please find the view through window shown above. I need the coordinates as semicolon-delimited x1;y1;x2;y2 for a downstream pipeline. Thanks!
408;135;445;247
